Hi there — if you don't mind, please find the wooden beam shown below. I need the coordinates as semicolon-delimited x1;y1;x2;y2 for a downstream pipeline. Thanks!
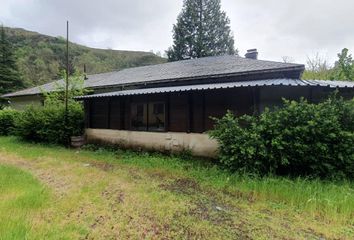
252;87;260;115
202;91;206;132
309;87;314;103
255;87;260;114
187;92;194;133
166;93;171;132
146;95;149;131
85;100;91;129
107;98;111;129
120;97;125;130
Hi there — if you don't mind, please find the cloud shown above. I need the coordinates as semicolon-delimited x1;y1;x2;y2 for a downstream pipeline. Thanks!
1;0;353;64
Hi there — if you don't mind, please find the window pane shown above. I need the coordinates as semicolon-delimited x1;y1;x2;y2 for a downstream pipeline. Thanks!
131;103;147;130
148;102;165;131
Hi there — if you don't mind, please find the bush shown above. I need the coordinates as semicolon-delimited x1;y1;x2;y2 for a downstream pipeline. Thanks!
209;96;354;179
14;74;86;145
14;103;84;145
0;109;20;136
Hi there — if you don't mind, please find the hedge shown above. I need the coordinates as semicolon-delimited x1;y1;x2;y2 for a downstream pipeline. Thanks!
209;96;354;179
0;109;20;136
14;103;84;145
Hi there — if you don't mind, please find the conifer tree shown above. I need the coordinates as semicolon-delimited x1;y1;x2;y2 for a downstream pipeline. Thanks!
0;26;23;94
167;0;236;61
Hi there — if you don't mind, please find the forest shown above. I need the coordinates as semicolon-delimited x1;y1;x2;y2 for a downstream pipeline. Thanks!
4;27;166;89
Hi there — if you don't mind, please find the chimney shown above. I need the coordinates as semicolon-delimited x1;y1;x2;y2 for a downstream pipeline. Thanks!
245;49;258;60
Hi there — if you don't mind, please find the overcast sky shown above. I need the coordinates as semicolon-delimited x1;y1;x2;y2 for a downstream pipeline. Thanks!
1;0;354;65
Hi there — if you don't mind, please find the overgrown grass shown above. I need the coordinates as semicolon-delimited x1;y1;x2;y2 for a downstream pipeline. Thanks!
0;136;353;238
1;137;353;226
80;145;354;225
0;164;48;239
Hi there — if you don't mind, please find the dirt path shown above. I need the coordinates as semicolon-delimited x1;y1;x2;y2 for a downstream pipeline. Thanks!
0;154;75;197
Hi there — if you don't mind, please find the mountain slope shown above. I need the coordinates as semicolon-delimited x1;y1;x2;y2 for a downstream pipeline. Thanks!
4;27;167;88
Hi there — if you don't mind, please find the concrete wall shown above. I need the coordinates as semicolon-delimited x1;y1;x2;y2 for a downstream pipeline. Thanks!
8;95;43;110
85;128;219;158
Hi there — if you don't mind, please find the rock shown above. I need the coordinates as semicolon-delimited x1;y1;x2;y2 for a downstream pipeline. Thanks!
215;206;223;211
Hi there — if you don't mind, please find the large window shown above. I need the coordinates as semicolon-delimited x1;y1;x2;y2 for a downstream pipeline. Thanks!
131;102;165;131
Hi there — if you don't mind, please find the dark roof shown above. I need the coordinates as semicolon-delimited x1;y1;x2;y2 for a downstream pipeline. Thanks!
76;79;354;99
2;55;304;98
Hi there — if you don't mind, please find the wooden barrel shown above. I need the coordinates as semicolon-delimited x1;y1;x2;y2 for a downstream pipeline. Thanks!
71;136;85;148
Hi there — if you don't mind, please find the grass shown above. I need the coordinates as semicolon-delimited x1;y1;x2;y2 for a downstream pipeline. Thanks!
0;136;353;239
0;164;48;239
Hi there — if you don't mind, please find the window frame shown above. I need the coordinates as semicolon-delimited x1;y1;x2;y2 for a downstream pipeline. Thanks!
130;101;166;132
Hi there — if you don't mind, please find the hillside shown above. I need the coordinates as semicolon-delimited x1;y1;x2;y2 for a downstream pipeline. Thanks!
4;27;167;88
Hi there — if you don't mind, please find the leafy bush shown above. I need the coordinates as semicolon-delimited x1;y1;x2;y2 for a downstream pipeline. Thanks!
0;108;20;136
14;74;85;145
209;96;354;179
14;104;84;145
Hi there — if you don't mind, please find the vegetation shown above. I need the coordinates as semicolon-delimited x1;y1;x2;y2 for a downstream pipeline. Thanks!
210;95;354;179
167;0;236;61
0;26;24;95
0;164;48;239
0;108;20;135
13;74;85;144
303;48;354;81
0;98;7;109
0;136;353;239
332;48;354;80
3;26;166;89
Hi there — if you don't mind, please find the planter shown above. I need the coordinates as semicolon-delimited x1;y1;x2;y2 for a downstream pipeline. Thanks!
71;136;85;148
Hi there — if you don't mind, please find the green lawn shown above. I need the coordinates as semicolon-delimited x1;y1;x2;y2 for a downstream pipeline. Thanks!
0;136;353;239
0;164;48;239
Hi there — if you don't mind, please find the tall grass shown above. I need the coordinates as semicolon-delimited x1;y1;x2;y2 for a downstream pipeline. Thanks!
0;164;49;239
0;136;353;225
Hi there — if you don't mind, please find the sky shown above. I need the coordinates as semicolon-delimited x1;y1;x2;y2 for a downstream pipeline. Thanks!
1;0;354;65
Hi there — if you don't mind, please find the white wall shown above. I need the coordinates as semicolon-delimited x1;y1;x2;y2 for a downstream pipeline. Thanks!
86;128;219;158
8;95;43;110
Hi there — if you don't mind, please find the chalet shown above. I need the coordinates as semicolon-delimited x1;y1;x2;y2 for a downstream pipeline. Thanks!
3;50;354;157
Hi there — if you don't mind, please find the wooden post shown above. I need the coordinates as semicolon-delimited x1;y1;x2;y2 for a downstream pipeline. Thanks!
146;95;149;131
166;93;171;132
85;100;91;128
252;87;260;115
120;97;125;130
202;91;206;132
107;98;111;129
187;92;193;133
64;21;70;144
309;87;314;103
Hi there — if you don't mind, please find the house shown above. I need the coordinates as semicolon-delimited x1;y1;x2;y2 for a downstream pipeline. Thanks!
3;50;354;157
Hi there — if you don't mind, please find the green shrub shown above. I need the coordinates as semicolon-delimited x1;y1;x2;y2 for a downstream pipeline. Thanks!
209;96;354;179
14;74;86;145
0;109;20;136
14;103;84;145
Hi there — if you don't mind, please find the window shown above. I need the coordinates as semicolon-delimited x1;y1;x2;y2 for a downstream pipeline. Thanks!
131;102;165;131
149;103;165;131
131;103;148;131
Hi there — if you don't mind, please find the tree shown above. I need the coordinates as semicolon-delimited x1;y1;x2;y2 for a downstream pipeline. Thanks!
281;56;295;63
0;26;23;94
167;0;236;61
332;48;354;81
302;53;333;80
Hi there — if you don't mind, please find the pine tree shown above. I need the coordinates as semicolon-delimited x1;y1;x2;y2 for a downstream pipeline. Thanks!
167;0;236;61
0;26;23;95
